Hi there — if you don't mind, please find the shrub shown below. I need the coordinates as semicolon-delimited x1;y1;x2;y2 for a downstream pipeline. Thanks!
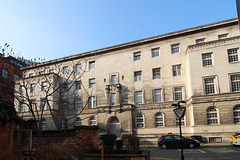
100;133;117;152
122;134;139;153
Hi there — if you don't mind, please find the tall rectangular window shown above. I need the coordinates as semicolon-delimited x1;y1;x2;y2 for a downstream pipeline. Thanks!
133;52;141;61
30;100;37;111
134;71;142;82
110;93;116;106
174;87;183;101
111;75;117;85
63;101;68;110
75;64;82;72
204;78;216;95
171;44;179;54
75;98;82;110
63;66;68;74
151;48;159;58
62;82;68;92
228;48;239;63
230;74;240;92
41;82;47;91
176;117;185;126
152;68;161;79
135;91;143;104
2;69;8;79
89;78;95;88
202;53;213;66
89;61;95;69
75;81;81;90
172;65;182;76
40;99;46;110
153;89;162;102
89;96;96;108
30;83;35;93
18;103;23;112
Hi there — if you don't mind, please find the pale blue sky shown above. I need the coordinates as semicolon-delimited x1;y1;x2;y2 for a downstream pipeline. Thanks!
0;0;238;61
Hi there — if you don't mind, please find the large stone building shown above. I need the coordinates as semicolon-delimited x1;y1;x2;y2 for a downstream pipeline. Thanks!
15;18;240;144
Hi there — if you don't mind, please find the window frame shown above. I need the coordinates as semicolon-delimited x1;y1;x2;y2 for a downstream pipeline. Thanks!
75;97;82;110
41;81;47;91
176;116;185;126
75;81;81;90
230;74;240;92
75;64;82;72
174;87;183;101
152;68;161;79
196;38;205;44
134;91;143;104
89;96;96;108
233;105;240;124
172;64;182;76
155;112;164;127
203;77;217;95
89;117;96;126
171;44;180;54
218;33;228;40
153;89;162;103
202;53;213;66
75;118;82;126
110;93;117;106
228;48;239;63
136;114;144;128
133;51;141;61
151;48;159;58
63;66;69;74
207;107;219;125
89;78;95;88
89;61;95;69
134;71;142;82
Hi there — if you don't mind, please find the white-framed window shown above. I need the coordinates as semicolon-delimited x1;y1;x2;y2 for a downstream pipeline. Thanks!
89;117;96;126
202;53;213;66
204;77;216;95
135;91;143;104
41;81;47;91
133;52;141;61
207;107;218;125
176;116;185;126
155;113;164;127
62;82;68;92
75;98;82;110
172;65;181;76
174;87;183;101
63;66;68;74
40;99;46;110
218;33;228;39
89;78;95;88
230;74;240;92
228;48;239;63
41;118;47;131
233;105;240;124
134;71;142;82
89;96;96;108
152;68;161;79
2;69;8;79
75;81;81;90
49;69;54;73
196;38;205;44
110;93;116;106
171;44;179;54
89;61;95;69
136;114;144;128
151;48;159;58
75;64;82;72
14;74;19;82
19;85;25;94
153;89;162;102
18;102;24;113
30;83;35;93
111;75;117;85
75;118;82;126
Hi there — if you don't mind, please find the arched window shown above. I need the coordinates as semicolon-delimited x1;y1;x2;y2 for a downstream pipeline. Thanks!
207;107;218;125
89;117;96;126
136;114;144;128
155;113;164;127
41;118;46;131
176;116;185;126
233;105;240;124
75;118;81;126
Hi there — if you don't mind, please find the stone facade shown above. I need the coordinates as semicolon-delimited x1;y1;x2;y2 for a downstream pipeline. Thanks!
15;18;240;144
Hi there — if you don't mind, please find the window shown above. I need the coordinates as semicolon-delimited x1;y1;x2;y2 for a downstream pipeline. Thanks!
63;66;68;74
228;48;239;63
75;81;81;90
41;118;46;131
204;78;216;95
196;38;205;44
14;74;19;82
40;99;46;110
153;89;162;102
89;96;96;108
110;93;116;106
155;113;164;127
135;91;143;104
89;117;96;126
171;44;179;54
151;48;159;58
152;68;161;79
75;64;82;72
49;69;54;73
62;82;68;92
89;78;95;88
136;114;144;128
134;71;142;82
111;75;117;85
30;100;37;111
75;118;81;126
133;52;141;61
202;53;213;66
75;98;82;110
230;74;240;92
2;69;8;79
19;86;25;94
18;103;23;112
176;116;185;126
89;61;95;69
172;65;181;76
218;33;228;39
29;73;34;77
174;87;183;101
207;107;218;125
233;105;240;124
30;83;35;93
41;82;47;91
63;101;68;110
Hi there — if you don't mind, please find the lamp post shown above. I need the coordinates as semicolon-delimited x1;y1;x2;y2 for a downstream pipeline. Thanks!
172;101;186;160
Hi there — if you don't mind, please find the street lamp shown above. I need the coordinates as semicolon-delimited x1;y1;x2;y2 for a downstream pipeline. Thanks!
172;101;186;160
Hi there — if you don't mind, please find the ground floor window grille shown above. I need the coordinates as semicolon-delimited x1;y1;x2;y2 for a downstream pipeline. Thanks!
155;113;164;127
233;105;240;124
207;107;218;125
136;114;144;128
